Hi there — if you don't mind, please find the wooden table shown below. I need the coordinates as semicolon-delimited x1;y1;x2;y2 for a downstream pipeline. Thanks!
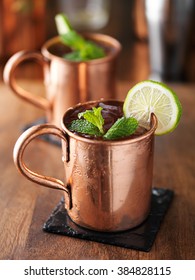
0;80;194;260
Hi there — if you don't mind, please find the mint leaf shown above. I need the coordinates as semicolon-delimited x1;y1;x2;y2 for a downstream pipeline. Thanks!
80;41;106;60
61;31;86;51
55;14;105;61
78;107;104;134
63;39;105;61
64;50;83;61
55;13;73;34
68;119;102;136
104;117;138;140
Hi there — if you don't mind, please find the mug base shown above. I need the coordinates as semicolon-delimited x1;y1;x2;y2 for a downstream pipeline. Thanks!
43;187;174;252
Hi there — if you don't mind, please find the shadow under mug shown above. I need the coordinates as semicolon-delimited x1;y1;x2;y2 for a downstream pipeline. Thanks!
4;34;121;127
13;100;157;232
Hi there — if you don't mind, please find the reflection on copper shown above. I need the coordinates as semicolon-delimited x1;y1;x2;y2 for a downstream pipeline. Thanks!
78;63;88;102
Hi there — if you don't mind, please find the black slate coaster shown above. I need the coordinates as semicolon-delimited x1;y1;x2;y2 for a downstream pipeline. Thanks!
43;188;174;252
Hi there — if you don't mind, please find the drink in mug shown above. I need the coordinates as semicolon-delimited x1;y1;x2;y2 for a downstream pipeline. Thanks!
65;100;148;140
13;99;157;232
3;15;121;127
13;80;182;232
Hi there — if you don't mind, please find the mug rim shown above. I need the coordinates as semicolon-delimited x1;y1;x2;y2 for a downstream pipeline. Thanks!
41;34;121;64
61;99;158;145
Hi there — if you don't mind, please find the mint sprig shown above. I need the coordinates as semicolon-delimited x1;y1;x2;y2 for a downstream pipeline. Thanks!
78;107;104;134
55;13;105;61
68;106;139;140
68;119;102;136
104;117;138;140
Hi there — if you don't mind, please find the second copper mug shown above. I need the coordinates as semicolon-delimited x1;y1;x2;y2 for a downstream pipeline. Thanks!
13;100;157;232
3;34;121;127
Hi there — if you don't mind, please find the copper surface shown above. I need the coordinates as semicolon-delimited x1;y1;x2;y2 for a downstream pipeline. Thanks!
4;34;121;127
13;100;157;232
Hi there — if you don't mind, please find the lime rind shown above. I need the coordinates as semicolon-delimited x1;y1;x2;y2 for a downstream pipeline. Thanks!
123;80;182;135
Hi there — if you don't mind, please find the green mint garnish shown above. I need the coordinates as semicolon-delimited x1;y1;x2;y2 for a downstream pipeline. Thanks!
104;117;138;140
55;14;105;61
68;119;102;136
63;50;83;61
78;107;104;134
68;106;139;140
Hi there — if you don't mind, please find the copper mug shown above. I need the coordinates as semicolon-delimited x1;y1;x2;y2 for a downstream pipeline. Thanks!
13;100;157;232
3;34;121;127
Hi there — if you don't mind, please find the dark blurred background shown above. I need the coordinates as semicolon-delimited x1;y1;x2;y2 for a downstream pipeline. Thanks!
1;0;195;83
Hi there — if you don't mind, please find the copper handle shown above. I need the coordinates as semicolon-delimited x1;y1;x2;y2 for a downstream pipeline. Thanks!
13;124;71;208
3;50;50;110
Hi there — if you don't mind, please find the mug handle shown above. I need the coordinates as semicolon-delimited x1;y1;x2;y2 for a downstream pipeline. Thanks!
13;124;71;209
3;50;50;111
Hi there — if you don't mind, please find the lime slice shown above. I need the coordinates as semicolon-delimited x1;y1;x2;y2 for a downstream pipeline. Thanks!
123;80;182;135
